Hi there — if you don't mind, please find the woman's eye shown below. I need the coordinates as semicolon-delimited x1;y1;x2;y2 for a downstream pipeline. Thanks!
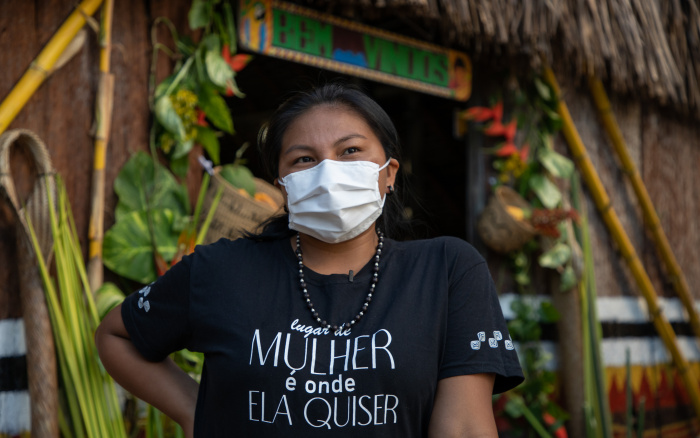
294;156;314;164
342;147;360;155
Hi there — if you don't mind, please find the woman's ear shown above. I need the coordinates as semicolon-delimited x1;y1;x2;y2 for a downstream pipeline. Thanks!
274;178;288;204
385;158;400;193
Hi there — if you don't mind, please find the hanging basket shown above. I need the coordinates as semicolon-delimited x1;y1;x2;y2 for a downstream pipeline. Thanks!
201;167;284;244
477;185;536;253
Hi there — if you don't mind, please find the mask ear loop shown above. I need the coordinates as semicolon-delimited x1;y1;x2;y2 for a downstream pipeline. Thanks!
379;158;391;171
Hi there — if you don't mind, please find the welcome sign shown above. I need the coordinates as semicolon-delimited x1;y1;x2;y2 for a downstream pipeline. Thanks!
238;0;472;101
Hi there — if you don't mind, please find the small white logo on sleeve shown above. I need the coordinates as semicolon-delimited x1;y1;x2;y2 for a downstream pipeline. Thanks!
137;284;152;312
471;330;513;351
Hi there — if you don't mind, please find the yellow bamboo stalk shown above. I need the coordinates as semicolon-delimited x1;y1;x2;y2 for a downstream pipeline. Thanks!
87;0;115;292
543;65;700;421
0;0;103;136
587;76;700;343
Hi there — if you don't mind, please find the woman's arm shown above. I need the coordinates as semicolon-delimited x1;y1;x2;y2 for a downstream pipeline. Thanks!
95;304;199;438
428;373;498;438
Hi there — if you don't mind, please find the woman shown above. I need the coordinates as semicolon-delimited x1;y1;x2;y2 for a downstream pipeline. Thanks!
96;83;523;437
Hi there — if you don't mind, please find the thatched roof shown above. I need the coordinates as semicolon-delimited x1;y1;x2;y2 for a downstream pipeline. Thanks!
300;0;700;118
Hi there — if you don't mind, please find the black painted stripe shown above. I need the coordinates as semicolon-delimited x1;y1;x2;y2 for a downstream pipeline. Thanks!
0;355;28;392
517;321;695;342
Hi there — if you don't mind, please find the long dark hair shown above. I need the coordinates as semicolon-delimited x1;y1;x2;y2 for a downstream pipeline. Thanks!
247;83;412;241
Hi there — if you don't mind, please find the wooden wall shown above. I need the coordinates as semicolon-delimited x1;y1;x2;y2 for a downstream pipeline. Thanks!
557;78;700;300
0;0;190;320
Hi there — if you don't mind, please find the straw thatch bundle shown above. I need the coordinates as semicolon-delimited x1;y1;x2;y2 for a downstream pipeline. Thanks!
300;0;700;118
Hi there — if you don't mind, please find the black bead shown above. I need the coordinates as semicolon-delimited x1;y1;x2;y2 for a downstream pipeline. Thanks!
362;304;368;311
332;325;338;331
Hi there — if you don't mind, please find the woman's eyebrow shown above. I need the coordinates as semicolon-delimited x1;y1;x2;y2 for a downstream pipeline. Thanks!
283;144;315;155
334;134;367;145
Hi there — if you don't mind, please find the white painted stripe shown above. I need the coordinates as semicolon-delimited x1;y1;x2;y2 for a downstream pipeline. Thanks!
499;294;698;323
0;319;26;357
0;391;30;434
515;336;700;370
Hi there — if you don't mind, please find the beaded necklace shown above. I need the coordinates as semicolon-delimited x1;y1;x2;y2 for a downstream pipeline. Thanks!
295;230;384;331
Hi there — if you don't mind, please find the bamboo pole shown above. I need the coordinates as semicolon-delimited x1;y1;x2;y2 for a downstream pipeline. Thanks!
543;65;700;421
87;0;115;292
587;76;700;342
0;0;103;136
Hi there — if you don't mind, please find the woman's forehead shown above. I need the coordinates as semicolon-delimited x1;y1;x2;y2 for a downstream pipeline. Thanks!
281;105;376;147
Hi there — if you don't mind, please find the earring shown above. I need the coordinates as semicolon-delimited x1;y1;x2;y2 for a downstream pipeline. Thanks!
387;185;395;196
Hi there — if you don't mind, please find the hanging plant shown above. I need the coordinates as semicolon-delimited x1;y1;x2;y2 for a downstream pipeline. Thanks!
150;0;251;176
466;73;580;437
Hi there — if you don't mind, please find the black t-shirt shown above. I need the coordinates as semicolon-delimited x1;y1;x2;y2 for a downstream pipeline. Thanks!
122;236;523;437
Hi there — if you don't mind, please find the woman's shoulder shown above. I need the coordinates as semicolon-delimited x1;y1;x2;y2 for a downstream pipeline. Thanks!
190;236;285;263
392;236;486;268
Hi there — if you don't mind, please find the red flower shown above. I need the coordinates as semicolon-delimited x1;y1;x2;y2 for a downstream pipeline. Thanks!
462;106;494;122
196;109;208;127
542;412;568;438
484;121;506;137
519;143;530;162
496;143;518;156
221;44;252;72
491;101;503;123
230;54;252;72
503;119;517;142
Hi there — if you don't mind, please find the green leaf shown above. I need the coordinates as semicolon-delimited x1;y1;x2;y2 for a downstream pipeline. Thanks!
559;264;578;291
223;2;237;52
538;147;574;179
155;74;176;99
188;0;211;30
171;154;190;178
219;164;256;196
113;152;189;221
202;34;221;54
539;301;561;323
534;77;551;101
196;127;221;164
505;399;524;418
95;282;125;320
172;138;195;160
538;242;572;269
103;209;180;284
196;83;234;133
205;49;234;88
529;174;561;209
155;95;186;140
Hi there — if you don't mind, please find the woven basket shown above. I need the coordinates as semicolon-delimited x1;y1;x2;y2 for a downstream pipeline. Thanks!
477;185;536;253
202;167;284;243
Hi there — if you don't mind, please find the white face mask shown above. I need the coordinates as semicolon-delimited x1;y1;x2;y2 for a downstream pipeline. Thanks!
278;158;391;243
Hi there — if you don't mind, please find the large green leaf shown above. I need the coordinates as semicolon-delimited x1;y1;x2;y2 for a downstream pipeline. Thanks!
114;152;189;222
103;209;180;284
155;95;186;140
205;49;234;88
538;242;572;269
188;0;211;30
219;164;256;196
196;83;234;133
196;126;221;164
95;282;125;320
529;173;561;209
538;147;574;179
